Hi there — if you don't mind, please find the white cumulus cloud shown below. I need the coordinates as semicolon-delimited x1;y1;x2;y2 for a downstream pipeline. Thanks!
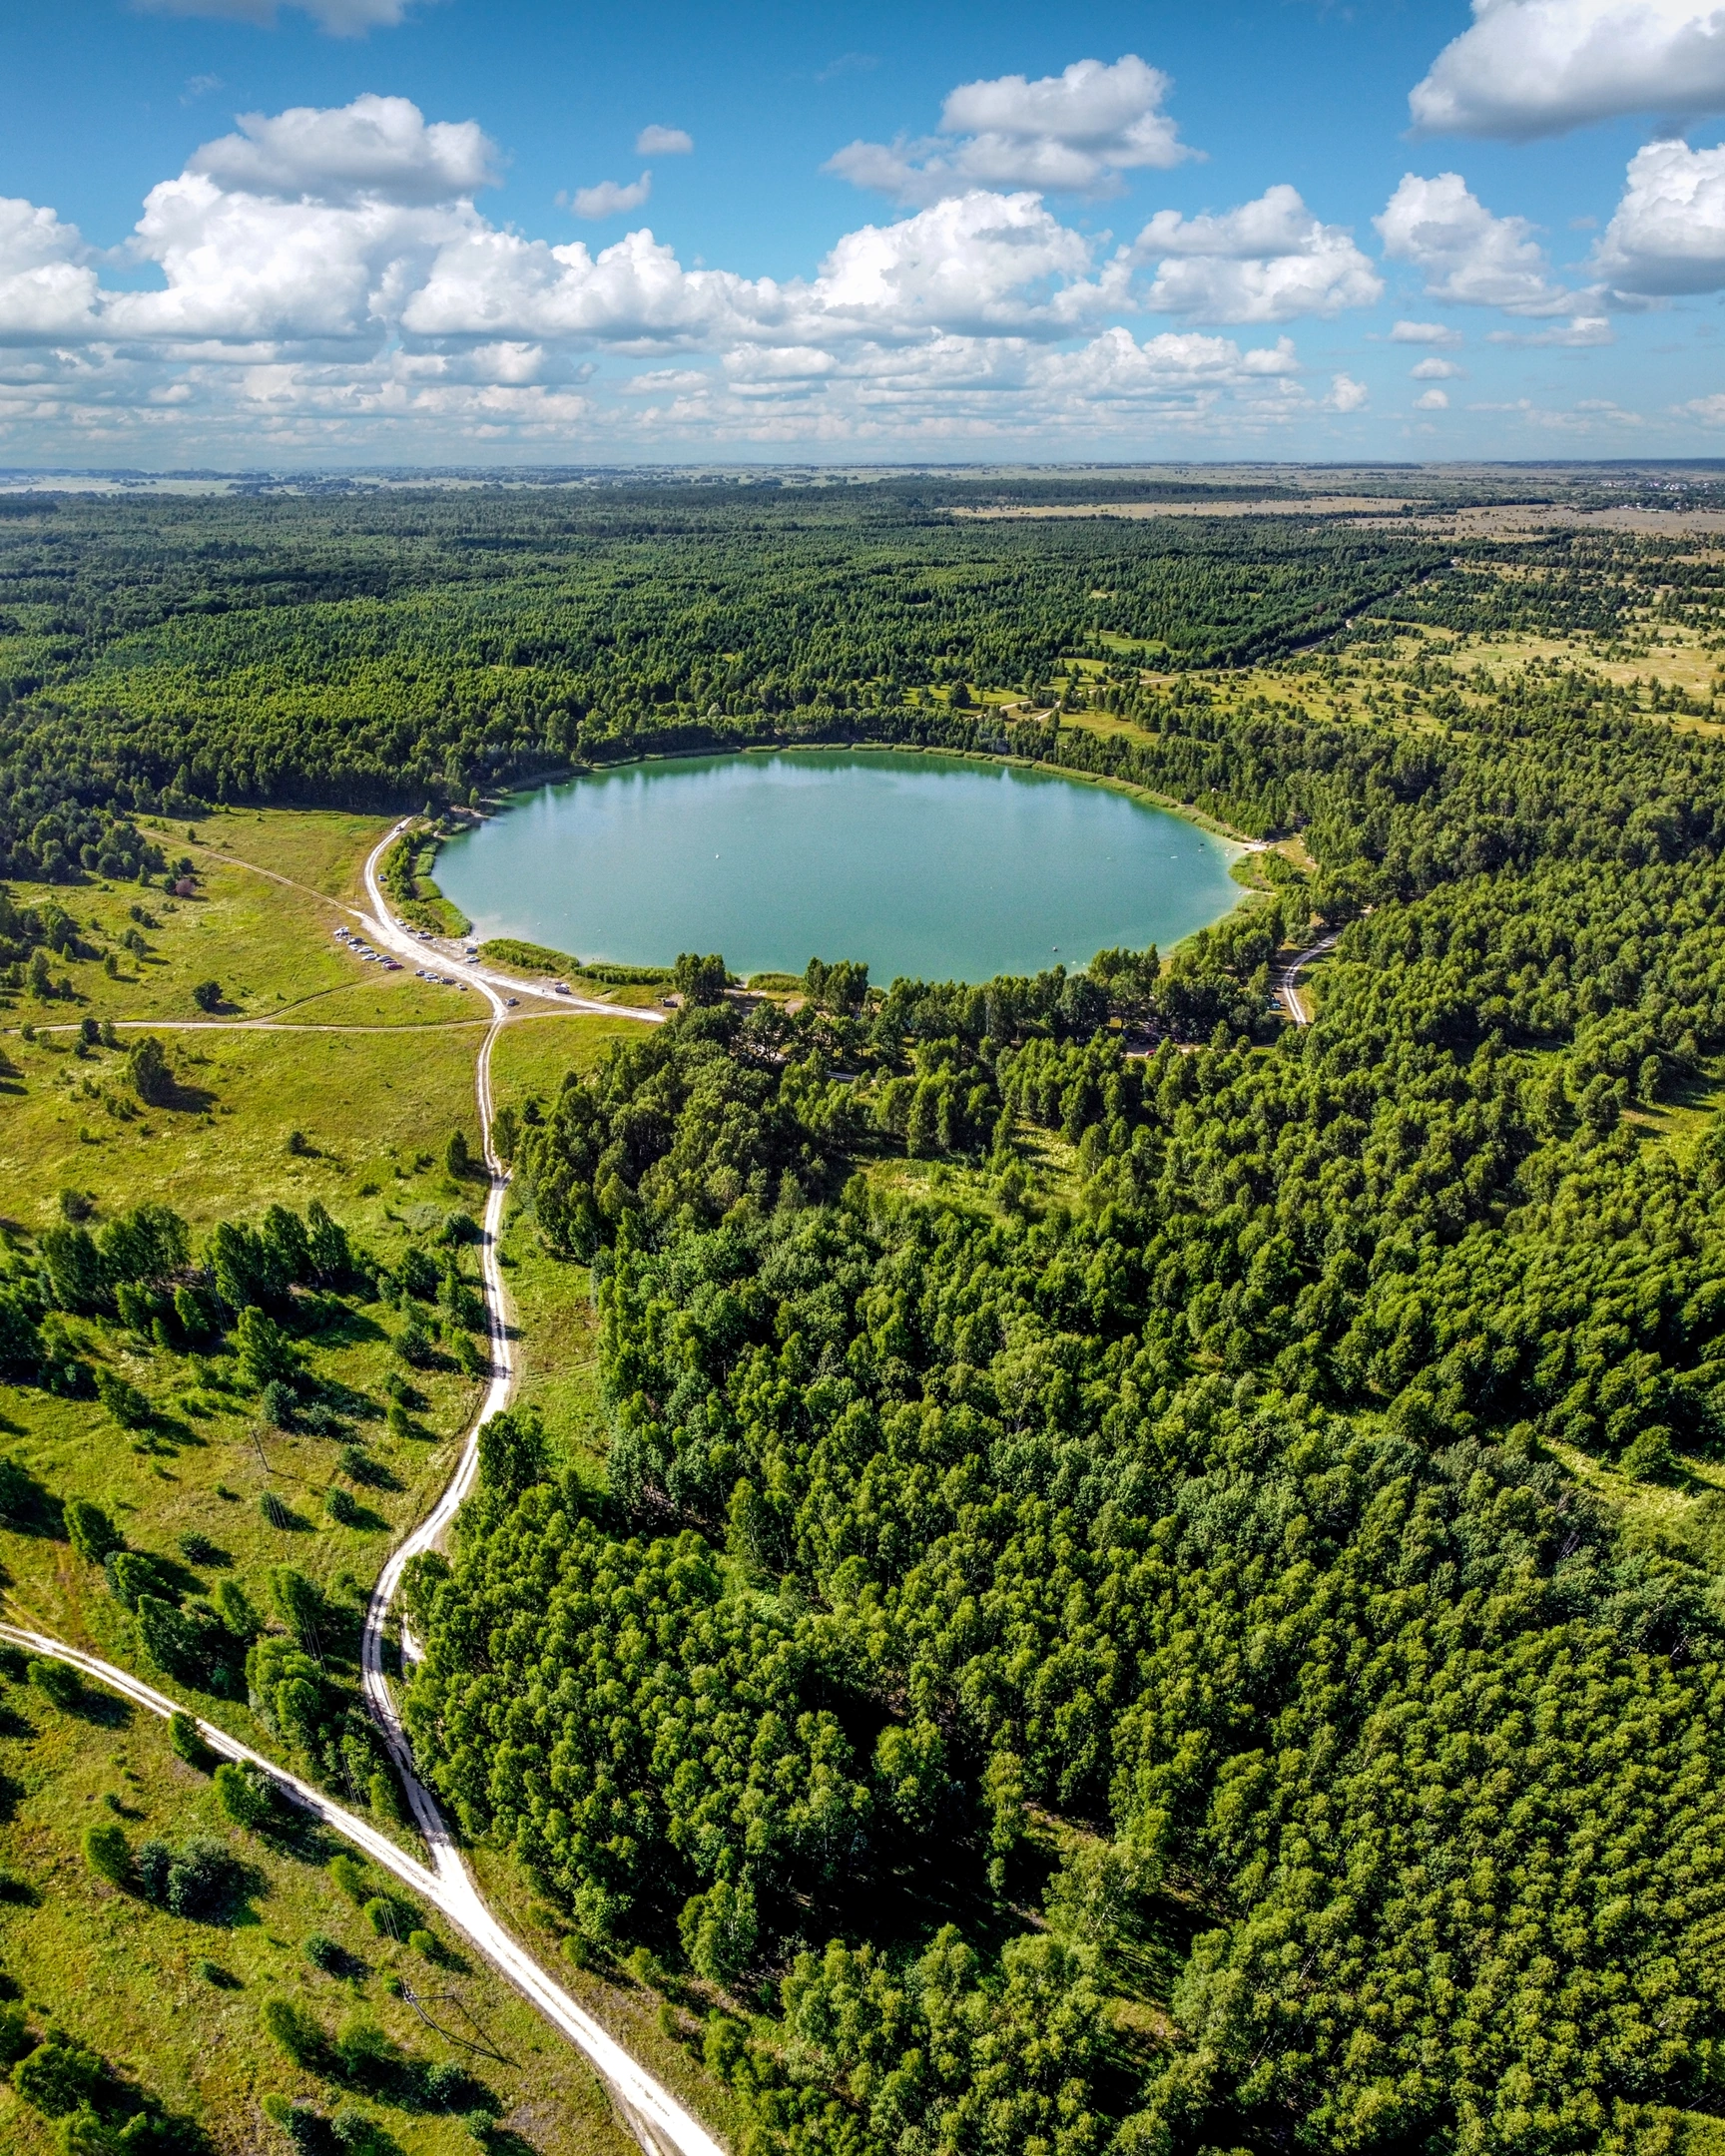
636;126;693;156
1327;373;1370;412
188;95;497;206
825;55;1193;206
1594;138;1725;292
1411;355;1464;377
1410;1;1725;141
1377;172;1572;313
1391;318;1464;344
1414;386;1450;408
1132;184;1383;321
570;174;653;221
0;92;1358;454
0;200;102;345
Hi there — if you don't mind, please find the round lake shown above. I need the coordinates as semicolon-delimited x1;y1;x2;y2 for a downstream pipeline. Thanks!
436;750;1243;983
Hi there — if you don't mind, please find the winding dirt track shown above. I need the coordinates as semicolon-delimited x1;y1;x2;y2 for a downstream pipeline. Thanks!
6;824;718;2156
1274;929;1342;1026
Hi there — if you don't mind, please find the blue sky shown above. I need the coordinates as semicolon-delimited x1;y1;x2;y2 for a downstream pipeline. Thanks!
2;0;1724;465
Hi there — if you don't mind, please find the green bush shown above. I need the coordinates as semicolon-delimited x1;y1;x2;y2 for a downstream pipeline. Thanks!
64;1500;121;1565
213;1761;274;1830
168;1710;208;1768
11;2029;103;2116
260;1996;329;2072
94;1366;152;1430
82;1823;131;1889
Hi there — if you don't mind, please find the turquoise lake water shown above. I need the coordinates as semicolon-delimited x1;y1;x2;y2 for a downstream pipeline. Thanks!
435;750;1242;983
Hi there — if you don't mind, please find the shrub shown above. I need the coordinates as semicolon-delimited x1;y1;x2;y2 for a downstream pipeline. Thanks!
328;1854;366;1902
82;1823;132;1888
1623;1426;1678;1482
214;1761;275;1830
362;1896;395;1939
334;2013;396;2077
11;2030;103;2116
303;1933;345;1974
177;1530;221;1566
168;1709;209;1769
407;1928;436;1960
105;1549;171;1611
158;1835;244;1920
94;1366;153;1430
191;979;222;1012
395;1322;434;1370
332;2106;395;2155
325;1486;359;1527
261;1996;329;2072
128;1035;173;1107
286;1129;311;1157
138;1838;173;1903
0;2003;28;2067
214;1578;260;1638
236;1308;298;1389
262;2092;325;2149
270;1564;322;1647
64;1500;121;1565
260;1379;296;1429
369;1772;402;1825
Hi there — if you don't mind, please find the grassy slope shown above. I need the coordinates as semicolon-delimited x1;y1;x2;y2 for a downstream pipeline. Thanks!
489;1017;644;1487
0;809;716;2147
0;1671;635;2156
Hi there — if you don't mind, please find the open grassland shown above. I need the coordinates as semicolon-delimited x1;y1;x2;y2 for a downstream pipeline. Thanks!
4;815;478;1033
0;1666;634;2156
0;1022;485;1236
176;806;392;907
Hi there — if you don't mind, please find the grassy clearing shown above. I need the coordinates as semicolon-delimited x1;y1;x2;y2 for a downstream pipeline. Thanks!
496;1225;604;1491
0;1671;634;2155
169;807;389;908
0;1285;478;1672
0;1008;495;1694
0;808;747;2147
0;1022;484;1237
3;829;474;1033
489;1017;645;1117
489;1020;646;1486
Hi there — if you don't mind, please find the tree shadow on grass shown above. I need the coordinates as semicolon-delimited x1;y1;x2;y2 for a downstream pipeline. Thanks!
0;1460;67;1539
260;1494;315;1532
36;1677;131;1730
312;1311;392;1355
259;1808;344;1870
345;1453;403;1493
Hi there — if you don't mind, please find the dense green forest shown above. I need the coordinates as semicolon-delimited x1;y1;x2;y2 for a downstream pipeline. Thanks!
2;479;1717;883
9;481;1725;2153
400;682;1725;2149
